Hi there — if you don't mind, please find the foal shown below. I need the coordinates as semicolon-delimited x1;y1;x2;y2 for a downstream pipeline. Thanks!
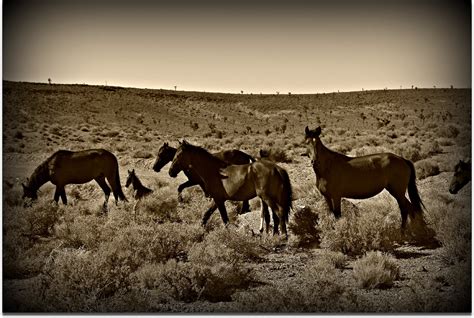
125;169;153;200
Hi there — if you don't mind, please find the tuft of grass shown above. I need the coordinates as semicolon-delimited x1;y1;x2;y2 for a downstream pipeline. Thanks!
353;251;400;289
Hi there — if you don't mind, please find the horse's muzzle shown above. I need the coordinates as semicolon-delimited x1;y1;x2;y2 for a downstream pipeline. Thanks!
169;170;178;178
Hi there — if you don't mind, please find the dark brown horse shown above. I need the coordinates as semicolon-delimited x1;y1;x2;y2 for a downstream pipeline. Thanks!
168;141;292;238
449;159;471;194
22;149;127;209
305;126;424;230
125;169;153;199
153;142;255;213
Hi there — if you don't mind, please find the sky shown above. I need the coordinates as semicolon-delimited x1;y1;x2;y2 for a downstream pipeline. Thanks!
3;0;472;94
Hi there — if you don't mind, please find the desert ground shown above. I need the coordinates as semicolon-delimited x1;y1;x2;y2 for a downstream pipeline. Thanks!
2;81;471;312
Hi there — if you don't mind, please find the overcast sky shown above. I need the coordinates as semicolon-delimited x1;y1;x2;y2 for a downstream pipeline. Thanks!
3;0;471;93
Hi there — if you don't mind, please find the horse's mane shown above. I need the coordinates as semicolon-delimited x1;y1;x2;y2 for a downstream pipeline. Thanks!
317;138;351;161
185;143;227;166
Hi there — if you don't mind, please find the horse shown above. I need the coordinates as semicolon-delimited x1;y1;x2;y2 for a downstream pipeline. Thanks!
304;126;424;231
449;159;471;194
168;141;292;238
22;149;127;210
152;142;255;214
125;169;153;199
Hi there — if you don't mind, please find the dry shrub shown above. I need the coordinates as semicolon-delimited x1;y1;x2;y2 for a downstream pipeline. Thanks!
54;213;104;249
319;250;349;269
42;222;206;310
133;150;153;159
428;202;470;263
319;199;402;255
260;147;292;163
22;199;61;236
415;159;441;180
352;251;400;289
439;124;460;139
234;259;359;312
288;205;320;248
133;228;257;303
135;187;179;223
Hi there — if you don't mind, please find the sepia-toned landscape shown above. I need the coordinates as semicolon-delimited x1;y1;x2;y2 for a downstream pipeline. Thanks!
3;81;471;312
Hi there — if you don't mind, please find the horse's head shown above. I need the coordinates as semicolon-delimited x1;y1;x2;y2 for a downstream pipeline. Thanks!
169;140;190;178
304;126;322;163
125;169;135;188
449;160;471;194
153;142;176;172
22;179;38;201
304;126;322;143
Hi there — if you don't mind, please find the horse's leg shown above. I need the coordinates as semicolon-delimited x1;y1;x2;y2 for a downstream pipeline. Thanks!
108;179;120;204
386;185;410;232
60;188;67;205
216;201;230;225
53;187;61;203
277;206;288;240
95;177;111;211
240;200;251;214
177;180;197;201
201;201;218;226
259;200;270;233
272;210;280;235
331;197;342;218
323;194;334;212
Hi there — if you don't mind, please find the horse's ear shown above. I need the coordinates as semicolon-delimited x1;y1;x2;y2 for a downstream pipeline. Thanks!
305;126;309;135
164;142;168;146
182;140;189;146
315;126;322;136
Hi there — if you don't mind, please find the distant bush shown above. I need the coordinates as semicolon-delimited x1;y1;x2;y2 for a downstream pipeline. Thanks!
439;124;460;139
259;147;292;163
133;150;153;159
415;159;440;180
353;251;400;289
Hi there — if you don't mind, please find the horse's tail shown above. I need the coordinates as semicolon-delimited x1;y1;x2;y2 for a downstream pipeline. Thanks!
115;165;128;202
405;159;424;214
279;168;293;223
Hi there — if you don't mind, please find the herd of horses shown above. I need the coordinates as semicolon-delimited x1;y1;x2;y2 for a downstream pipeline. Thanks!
21;126;471;240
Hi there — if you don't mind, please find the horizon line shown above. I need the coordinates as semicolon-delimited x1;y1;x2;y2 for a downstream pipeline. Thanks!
3;79;471;95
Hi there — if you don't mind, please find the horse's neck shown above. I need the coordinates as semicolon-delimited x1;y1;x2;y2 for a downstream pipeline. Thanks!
191;150;226;180
29;161;50;191
132;176;144;190
315;139;347;173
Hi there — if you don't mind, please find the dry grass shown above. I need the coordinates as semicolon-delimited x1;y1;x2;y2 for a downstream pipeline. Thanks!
352;251;400;289
3;82;471;312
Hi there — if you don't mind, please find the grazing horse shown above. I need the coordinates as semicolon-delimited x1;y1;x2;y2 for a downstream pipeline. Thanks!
22;149;127;209
449;159;471;194
304;126;424;230
153;142;255;213
125;169;153;199
168;141;292;238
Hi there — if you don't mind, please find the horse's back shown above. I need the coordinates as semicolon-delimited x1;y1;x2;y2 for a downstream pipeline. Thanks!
214;150;253;165
332;152;411;198
49;149;119;184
